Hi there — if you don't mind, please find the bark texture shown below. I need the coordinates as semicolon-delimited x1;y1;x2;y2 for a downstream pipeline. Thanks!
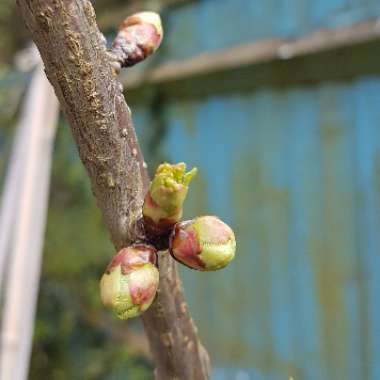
16;0;210;379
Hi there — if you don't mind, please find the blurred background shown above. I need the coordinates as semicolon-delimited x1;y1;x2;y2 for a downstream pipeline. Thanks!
1;0;380;379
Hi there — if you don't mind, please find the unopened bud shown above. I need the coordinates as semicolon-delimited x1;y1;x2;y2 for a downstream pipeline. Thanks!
169;216;236;271
100;244;159;319
143;162;197;236
111;11;163;69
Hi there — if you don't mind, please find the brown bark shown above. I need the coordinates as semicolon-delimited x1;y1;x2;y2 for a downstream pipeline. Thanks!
16;0;210;379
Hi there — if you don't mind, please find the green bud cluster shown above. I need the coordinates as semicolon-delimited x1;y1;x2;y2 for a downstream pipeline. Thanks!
100;163;236;320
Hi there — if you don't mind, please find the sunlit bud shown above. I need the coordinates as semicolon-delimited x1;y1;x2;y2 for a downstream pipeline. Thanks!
143;162;197;236
100;244;159;319
169;216;236;271
111;11;163;69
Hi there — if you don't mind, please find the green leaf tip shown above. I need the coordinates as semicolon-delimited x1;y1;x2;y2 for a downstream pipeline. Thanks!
155;162;197;188
142;162;198;235
149;162;197;212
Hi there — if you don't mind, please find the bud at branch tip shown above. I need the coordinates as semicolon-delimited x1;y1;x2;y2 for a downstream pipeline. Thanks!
109;11;163;73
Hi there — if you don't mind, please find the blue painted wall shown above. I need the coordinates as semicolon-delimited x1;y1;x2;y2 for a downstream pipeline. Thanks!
133;1;380;378
162;0;380;61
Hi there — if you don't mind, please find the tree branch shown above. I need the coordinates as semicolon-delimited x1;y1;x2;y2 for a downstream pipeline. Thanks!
16;0;210;378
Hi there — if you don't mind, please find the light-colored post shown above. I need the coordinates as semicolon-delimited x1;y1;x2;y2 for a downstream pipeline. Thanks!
0;59;59;380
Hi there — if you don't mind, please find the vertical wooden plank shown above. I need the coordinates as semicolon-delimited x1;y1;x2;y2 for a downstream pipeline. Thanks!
230;93;276;377
0;85;32;292
315;83;361;380
354;78;380;380
285;89;327;380
250;91;295;379
0;63;59;380
279;0;311;35
340;84;366;380
311;0;346;28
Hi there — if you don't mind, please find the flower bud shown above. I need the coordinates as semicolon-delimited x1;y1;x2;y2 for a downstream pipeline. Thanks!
143;162;197;236
169;216;236;271
100;244;159;319
111;11;163;68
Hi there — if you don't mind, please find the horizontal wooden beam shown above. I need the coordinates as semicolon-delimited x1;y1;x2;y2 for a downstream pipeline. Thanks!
122;19;380;101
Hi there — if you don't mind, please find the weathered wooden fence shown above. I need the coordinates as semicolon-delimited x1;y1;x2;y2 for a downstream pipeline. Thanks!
120;0;380;379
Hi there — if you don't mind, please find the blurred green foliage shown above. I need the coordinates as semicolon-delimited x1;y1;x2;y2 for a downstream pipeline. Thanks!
27;123;153;380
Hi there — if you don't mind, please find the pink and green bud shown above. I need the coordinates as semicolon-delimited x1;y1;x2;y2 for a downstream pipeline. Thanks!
143;162;197;235
100;244;159;319
169;215;236;271
111;11;163;69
